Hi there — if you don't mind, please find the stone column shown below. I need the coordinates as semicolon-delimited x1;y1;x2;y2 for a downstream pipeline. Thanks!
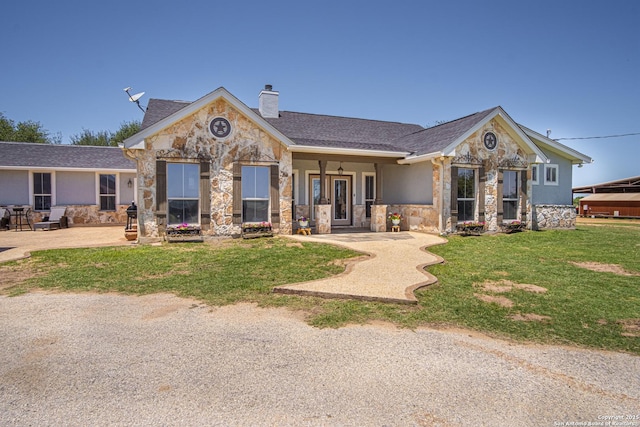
370;204;387;232
315;204;332;234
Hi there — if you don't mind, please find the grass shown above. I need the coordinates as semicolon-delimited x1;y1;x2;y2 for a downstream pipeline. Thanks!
2;221;639;354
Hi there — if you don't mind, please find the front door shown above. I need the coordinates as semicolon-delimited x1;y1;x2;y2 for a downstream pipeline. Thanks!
309;174;352;226
331;176;350;226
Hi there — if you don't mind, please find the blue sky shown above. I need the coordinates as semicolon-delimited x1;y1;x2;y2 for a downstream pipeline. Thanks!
1;0;638;187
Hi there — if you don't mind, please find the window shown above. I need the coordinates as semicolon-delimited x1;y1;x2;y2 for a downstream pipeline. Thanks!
531;165;539;185
364;174;375;218
242;166;269;222
544;164;559;186
167;163;199;225
503;170;519;220
457;168;475;222
33;172;52;211
99;174;116;211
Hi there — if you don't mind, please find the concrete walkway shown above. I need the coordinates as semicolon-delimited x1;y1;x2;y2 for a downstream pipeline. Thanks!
0;227;447;303
0;226;134;263
276;231;447;304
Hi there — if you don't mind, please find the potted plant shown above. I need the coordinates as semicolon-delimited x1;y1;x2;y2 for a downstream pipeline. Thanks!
388;212;402;226
297;216;309;228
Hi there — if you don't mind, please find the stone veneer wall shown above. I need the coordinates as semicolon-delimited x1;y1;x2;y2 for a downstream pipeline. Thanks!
30;205;129;226
125;98;292;239
441;118;533;233
532;205;576;230
387;204;439;233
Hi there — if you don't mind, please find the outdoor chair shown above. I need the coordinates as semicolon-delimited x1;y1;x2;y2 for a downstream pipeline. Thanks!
34;207;67;231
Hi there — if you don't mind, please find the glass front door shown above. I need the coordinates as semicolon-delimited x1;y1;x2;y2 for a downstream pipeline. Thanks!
309;175;351;226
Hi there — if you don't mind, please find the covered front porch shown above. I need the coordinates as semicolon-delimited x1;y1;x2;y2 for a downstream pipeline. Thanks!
290;152;441;235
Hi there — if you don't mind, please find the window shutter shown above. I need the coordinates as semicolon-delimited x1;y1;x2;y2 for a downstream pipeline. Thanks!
520;170;528;220
270;164;280;225
232;163;242;224
450;166;458;226
478;166;486;223
496;169;504;224
200;161;211;230
156;160;167;228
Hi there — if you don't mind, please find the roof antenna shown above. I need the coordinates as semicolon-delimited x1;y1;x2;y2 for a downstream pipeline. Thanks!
123;87;146;113
546;129;552;138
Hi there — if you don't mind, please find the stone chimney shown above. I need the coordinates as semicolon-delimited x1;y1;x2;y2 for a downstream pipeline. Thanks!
259;84;279;118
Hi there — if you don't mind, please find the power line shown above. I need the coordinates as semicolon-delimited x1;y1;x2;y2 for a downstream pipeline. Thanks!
555;132;640;141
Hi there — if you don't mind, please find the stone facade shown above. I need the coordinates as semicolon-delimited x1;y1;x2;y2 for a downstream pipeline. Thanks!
314;204;332;234
442;118;532;233
387;204;439;233
532;205;576;230
30;205;129;226
125;98;292;239
370;205;388;232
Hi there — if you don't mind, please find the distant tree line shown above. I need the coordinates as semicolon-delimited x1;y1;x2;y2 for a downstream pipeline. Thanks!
0;113;140;146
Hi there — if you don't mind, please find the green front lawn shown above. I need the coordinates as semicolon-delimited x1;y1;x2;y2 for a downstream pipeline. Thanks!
3;223;639;354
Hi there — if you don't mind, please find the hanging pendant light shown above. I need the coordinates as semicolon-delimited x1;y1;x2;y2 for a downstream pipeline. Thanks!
338;162;344;176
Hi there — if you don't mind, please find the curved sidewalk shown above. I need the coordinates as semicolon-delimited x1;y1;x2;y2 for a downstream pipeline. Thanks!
0;226;134;263
276;231;447;304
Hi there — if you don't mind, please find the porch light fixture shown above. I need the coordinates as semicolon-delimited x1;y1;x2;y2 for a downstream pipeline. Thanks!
338;162;343;176
127;178;133;188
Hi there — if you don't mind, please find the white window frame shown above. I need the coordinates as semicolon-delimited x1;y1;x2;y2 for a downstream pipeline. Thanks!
33;171;53;211
544;164;559;186
99;173;117;211
531;165;539;185
362;172;375;218
241;165;270;223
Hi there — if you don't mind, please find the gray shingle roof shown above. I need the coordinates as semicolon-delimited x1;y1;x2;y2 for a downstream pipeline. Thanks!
395;107;497;156
141;99;190;130
139;97;500;156
0;142;136;170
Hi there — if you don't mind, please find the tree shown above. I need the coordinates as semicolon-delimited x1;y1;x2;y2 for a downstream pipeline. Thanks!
70;129;113;146
111;121;141;146
0;113;60;144
70;120;141;146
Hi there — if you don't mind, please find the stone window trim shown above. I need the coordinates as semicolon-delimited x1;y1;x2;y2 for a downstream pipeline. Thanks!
544;164;559;186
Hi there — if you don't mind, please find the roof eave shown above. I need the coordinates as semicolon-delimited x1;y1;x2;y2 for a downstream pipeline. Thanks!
289;144;409;158
521;126;593;165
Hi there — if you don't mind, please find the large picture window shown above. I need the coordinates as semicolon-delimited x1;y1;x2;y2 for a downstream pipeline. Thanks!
457;168;475;222
99;174;116;211
33;172;52;211
242;166;269;222
503;170;519;220
167;163;199;225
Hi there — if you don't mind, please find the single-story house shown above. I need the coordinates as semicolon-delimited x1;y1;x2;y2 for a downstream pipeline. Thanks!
122;85;592;240
0;142;137;226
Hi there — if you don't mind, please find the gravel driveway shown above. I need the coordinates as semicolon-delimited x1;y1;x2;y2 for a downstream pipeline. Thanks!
1;292;638;426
